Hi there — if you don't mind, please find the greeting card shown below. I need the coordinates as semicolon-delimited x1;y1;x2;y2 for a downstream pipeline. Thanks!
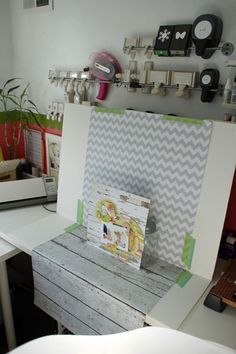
87;184;150;269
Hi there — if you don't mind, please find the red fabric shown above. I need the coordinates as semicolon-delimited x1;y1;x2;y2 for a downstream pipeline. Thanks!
224;169;236;231
0;122;25;160
0;122;62;171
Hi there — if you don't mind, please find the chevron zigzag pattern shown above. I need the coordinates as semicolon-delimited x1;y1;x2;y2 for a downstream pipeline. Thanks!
82;109;212;267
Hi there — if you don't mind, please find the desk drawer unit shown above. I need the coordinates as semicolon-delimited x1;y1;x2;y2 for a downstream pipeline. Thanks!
32;229;181;335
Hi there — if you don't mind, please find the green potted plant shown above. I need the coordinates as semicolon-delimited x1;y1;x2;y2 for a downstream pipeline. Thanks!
0;78;42;159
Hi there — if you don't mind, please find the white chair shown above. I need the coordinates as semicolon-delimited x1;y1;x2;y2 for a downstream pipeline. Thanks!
7;327;236;354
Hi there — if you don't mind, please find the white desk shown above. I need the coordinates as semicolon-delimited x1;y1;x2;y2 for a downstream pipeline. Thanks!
180;279;236;350
0;205;72;255
0;205;236;351
0;239;20;350
0;205;72;351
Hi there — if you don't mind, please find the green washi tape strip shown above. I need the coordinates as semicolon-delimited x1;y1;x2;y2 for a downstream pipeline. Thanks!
161;115;202;125
176;270;192;288
181;233;196;269
95;107;125;115
64;200;83;232
64;223;79;233
77;199;84;225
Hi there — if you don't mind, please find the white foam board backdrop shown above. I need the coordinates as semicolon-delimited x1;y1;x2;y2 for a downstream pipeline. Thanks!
57;104;236;280
57;104;92;222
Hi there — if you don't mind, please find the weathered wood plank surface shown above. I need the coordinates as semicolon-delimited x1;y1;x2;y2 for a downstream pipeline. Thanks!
34;290;98;335
33;252;144;330
72;226;182;281
33;228;182;333
33;240;158;315
55;231;180;294
34;274;125;334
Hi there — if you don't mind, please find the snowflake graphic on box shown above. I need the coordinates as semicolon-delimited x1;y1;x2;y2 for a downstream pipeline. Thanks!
158;29;171;43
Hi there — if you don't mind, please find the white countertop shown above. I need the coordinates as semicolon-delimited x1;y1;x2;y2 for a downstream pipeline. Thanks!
146;274;210;329
0;204;73;255
0;205;50;235
179;282;236;350
0;238;20;262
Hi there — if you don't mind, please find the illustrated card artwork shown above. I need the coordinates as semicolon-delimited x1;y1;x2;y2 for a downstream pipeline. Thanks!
45;133;61;183
87;184;150;269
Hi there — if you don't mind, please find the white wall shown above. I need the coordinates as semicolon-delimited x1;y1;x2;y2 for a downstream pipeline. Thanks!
8;0;236;119
0;0;13;83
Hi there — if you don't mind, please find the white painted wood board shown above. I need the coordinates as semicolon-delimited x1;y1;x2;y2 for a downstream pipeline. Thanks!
54;231;179;297
57;104;92;221
191;122;236;279
34;238;159;315
33;233;211;333
32;230;184;331
34;290;98;335
33;252;144;330
34;274;125;334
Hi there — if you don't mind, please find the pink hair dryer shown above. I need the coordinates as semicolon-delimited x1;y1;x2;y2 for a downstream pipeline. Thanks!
89;52;121;100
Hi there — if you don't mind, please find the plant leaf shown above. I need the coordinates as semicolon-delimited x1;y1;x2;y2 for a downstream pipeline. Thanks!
2;92;19;99
5;96;19;106
3;78;22;88
27;106;38;113
25;108;42;127
20;83;30;99
28;99;38;111
7;85;21;95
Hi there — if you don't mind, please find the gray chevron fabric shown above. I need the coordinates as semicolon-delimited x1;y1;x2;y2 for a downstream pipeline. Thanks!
82;109;212;267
